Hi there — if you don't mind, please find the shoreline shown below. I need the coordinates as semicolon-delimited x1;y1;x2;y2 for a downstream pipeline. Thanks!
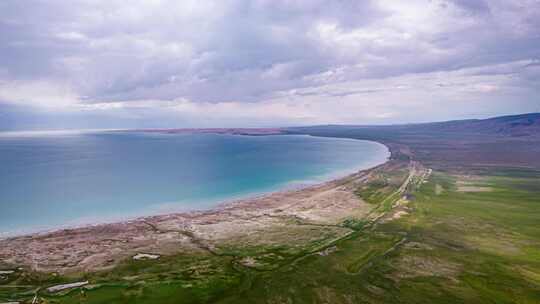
0;176;351;240
0;135;390;240
0;159;395;274
0;136;394;275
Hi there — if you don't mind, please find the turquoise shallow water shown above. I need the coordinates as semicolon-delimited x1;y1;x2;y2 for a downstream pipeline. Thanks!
0;131;389;236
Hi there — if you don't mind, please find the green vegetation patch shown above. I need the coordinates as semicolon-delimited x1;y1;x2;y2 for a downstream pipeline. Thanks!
355;166;409;204
215;168;540;303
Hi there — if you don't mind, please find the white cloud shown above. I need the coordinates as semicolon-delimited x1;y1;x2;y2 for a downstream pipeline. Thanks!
55;31;87;41
0;80;80;108
68;59;534;126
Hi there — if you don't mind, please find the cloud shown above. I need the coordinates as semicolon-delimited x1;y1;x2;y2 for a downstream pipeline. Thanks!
447;0;491;14
0;0;539;129
0;80;80;107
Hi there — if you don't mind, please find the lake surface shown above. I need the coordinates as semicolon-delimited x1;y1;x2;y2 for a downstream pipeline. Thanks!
0;131;389;235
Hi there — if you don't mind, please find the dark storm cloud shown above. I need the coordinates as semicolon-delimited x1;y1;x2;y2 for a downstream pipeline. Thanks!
446;0;491;14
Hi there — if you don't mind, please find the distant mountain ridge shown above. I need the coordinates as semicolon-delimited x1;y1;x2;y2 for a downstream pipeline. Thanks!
422;113;540;136
291;113;540;138
290;112;540;169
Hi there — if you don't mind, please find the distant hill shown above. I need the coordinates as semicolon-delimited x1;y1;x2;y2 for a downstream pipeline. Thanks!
420;113;540;137
289;113;540;169
290;113;540;138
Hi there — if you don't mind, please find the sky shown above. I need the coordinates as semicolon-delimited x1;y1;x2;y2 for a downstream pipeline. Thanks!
0;0;539;130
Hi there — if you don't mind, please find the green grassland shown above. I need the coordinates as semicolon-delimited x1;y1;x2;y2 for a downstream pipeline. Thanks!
2;162;539;303
354;166;409;205
212;168;540;303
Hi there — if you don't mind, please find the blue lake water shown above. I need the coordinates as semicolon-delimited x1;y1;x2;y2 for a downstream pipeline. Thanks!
0;131;389;236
